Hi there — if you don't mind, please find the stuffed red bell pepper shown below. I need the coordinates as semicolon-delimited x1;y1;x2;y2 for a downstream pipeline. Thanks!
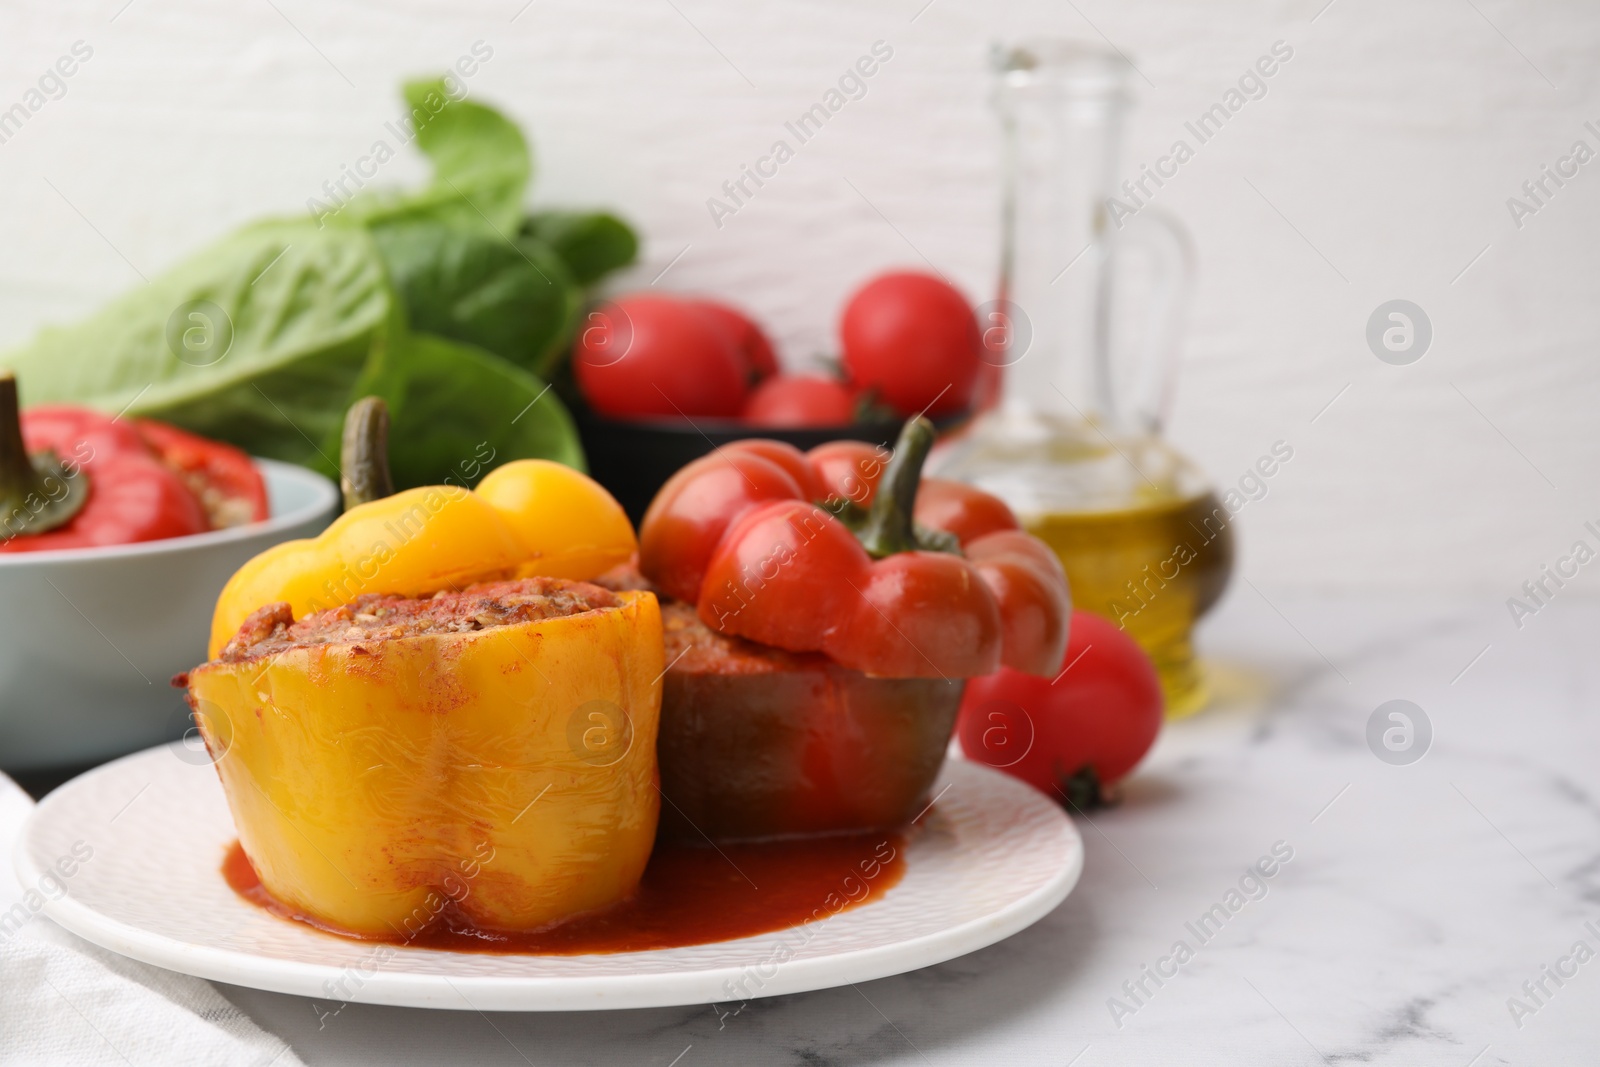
631;417;1069;841
0;373;267;552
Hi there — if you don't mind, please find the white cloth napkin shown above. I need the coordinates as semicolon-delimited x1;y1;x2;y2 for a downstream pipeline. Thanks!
1;771;304;1067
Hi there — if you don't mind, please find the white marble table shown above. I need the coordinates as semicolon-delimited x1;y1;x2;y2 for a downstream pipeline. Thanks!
216;589;1600;1065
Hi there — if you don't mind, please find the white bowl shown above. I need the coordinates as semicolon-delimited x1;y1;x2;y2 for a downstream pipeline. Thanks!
0;460;338;771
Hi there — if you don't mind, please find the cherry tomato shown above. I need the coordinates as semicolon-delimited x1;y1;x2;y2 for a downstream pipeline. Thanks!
574;294;749;419
839;271;980;418
693;299;779;383
957;610;1162;805
742;375;857;427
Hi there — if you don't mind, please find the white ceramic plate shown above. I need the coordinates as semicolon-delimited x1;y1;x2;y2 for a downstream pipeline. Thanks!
15;743;1082;1011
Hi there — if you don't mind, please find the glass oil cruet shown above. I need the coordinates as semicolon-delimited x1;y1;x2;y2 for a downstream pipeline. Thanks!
935;40;1235;718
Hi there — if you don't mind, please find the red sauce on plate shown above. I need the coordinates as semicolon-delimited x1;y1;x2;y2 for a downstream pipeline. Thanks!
222;832;906;954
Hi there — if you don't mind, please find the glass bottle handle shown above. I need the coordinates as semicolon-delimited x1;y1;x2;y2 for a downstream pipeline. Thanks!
1097;206;1195;437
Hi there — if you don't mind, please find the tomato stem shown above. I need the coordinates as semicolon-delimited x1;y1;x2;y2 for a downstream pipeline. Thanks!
857;416;935;559
340;396;394;511
1056;765;1112;811
0;373;90;539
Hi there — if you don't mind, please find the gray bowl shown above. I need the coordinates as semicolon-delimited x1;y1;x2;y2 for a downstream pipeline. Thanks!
0;460;339;771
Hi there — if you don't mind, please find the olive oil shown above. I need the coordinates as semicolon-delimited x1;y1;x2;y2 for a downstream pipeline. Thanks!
934;418;1234;719
944;41;1233;716
1023;489;1233;718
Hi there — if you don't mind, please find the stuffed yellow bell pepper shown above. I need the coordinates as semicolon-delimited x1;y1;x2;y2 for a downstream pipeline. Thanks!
187;399;662;936
208;400;636;657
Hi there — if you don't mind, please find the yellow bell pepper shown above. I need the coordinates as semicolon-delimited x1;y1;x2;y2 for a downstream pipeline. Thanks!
195;401;661;935
208;459;636;657
188;588;662;936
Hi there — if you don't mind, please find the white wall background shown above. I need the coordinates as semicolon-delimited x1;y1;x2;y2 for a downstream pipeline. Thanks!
1;0;1596;599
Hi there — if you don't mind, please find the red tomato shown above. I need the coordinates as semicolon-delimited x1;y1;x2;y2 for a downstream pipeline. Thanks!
839;271;980;418
692;299;779;383
574;294;749;419
742;375;857;427
957;610;1162;804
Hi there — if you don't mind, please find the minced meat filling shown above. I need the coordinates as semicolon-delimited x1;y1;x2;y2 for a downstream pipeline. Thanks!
595;563;827;675
218;578;620;663
660;600;828;676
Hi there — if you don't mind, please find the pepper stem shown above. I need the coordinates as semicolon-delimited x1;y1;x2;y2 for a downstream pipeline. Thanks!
339;396;394;511
0;373;89;539
0;377;33;498
857;416;936;559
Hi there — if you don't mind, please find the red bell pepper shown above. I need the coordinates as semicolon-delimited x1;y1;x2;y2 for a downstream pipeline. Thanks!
0;373;254;553
654;599;964;840
133;418;269;528
639;417;1070;679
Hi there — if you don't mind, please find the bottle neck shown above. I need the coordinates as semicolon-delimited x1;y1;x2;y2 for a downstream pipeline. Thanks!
992;44;1128;427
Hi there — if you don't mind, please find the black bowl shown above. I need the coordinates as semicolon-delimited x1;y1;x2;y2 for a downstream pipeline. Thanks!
576;411;964;524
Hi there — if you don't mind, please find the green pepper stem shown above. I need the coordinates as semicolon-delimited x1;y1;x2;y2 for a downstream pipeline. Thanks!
340;396;394;511
857;416;936;559
0;376;33;500
0;373;90;537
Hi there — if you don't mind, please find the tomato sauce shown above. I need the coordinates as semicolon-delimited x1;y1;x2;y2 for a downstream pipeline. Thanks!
222;831;906;954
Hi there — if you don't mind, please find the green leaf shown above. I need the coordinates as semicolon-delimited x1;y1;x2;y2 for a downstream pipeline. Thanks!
349;331;584;489
405;76;530;230
0;220;395;469
341;78;532;235
369;218;579;375
521;211;638;286
1;75;599;495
